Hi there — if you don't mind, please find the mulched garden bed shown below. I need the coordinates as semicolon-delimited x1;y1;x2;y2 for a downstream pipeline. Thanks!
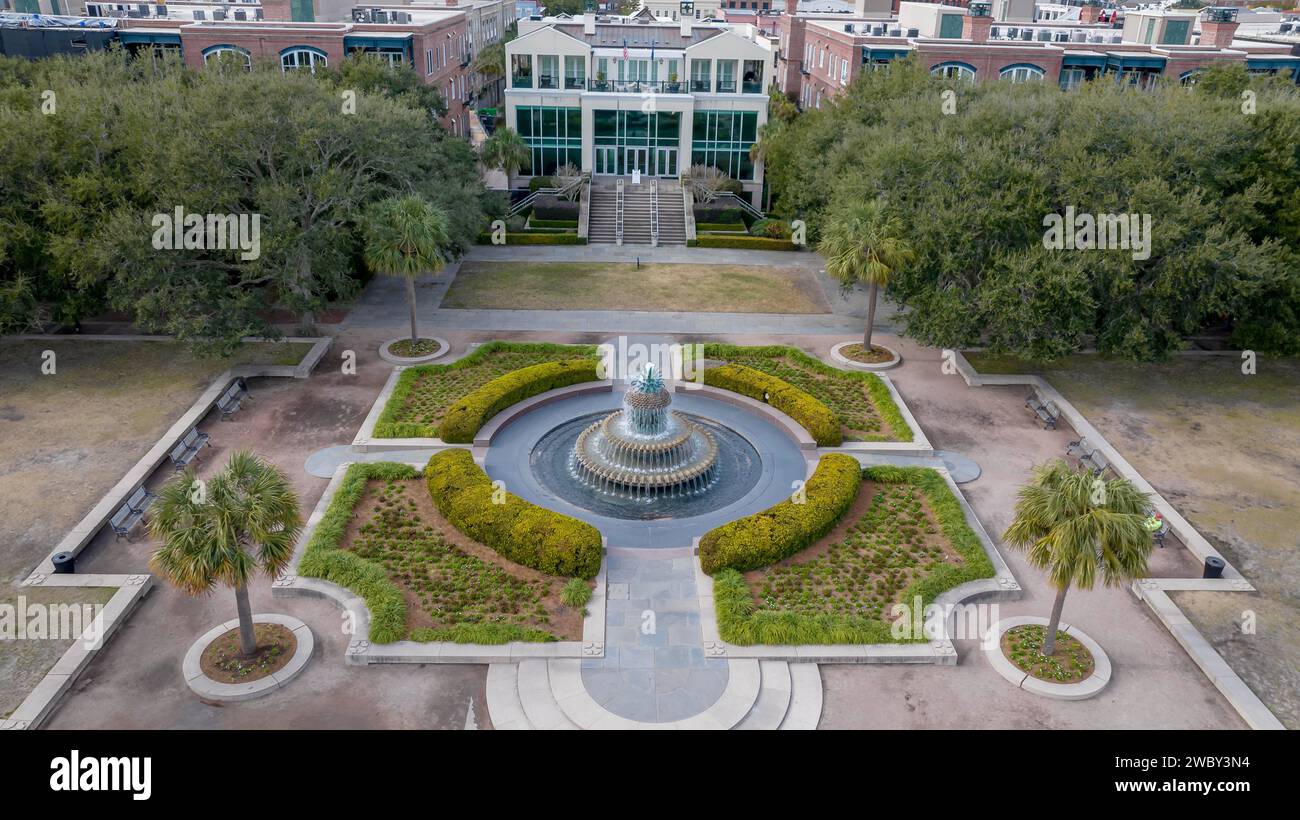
200;623;296;684
388;338;443;358
839;343;895;365
1001;624;1096;683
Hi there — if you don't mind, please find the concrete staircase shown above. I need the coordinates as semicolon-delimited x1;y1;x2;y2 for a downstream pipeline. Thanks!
486;658;823;730
587;181;687;246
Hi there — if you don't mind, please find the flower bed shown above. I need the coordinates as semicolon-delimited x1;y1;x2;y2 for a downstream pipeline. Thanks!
439;359;599;443
426;449;603;579
1001;624;1096;683
699;343;911;442
374;341;599;439
702;363;842;446
712;466;995;645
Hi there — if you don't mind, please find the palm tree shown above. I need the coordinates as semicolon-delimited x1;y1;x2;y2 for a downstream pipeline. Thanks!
1002;459;1154;656
362;195;451;346
149;451;302;656
480;127;530;184
817;198;915;351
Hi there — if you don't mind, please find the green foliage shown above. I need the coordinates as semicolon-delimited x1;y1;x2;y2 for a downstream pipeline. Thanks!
703;363;842;446
439;359;600;442
759;57;1300;360
475;232;587;245
690;235;798;251
295;462;418;644
560;578;593;608
699;453;862;574
482;127;530;178
699;342;912;442
425;450;603;578
374;340;598;438
712;466;995;645
528;175;555;191
527;218;579;229
695;223;749;233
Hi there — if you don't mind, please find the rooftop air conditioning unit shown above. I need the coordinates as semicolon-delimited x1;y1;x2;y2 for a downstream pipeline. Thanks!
155;4;165;14
398;11;411;22
352;8;370;21
1021;29;1032;40
137;3;148;13
990;26;1000;37
254;8;263;19
844;24;852;32
871;25;883;35
212;8;226;19
1279;22;1292;32
1006;27;1017;38
906;27;918;37
1054;31;1068;42
888;28;900;36
1037;30;1050;40
193;9;205;19
234;8;246;19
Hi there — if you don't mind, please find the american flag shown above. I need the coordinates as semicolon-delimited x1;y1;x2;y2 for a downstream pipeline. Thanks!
623;38;628;60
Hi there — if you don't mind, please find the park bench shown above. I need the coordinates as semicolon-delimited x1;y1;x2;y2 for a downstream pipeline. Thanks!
168;425;210;472
110;502;145;542
216;377;251;421
1080;448;1111;477
1025;392;1061;430
1066;436;1094;459
125;484;157;516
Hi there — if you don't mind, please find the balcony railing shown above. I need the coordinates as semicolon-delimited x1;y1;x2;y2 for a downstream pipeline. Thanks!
512;74;532;88
742;81;763;94
588;79;687;94
690;79;710;92
537;75;558;89
716;80;737;93
565;76;585;89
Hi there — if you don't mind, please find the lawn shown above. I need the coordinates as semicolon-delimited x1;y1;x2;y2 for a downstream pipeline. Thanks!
715;467;994;645
340;476;584;643
703;343;912;442
964;350;1300;728
441;261;830;314
0;586;117;718
375;341;597;438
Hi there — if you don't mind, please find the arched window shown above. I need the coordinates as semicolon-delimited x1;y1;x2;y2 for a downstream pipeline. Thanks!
202;45;252;72
999;64;1045;83
931;62;976;81
280;47;328;75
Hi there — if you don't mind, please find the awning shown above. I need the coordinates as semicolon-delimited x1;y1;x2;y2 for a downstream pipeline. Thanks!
118;31;180;45
861;46;912;62
1245;57;1300;71
1062;53;1107;68
343;35;412;50
1105;53;1167;70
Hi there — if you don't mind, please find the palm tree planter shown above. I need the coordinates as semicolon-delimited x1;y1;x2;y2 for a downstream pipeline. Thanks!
999;459;1152;676
364;194;452;362
818;198;915;360
151;451;303;661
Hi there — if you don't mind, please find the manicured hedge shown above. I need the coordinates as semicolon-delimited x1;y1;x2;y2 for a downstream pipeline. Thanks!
439;359;599;443
532;195;579;221
527;176;554;191
696;222;748;233
711;466;996;645
693;206;745;224
374;341;598;438
425;449;602;578
701;343;913;443
703;362;842;446
690;235;798;251
699;453;862;574
476;232;587;245
296;462;417;644
528;218;579;229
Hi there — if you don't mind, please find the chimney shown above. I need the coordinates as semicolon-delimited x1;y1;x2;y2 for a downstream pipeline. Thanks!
681;17;692;37
260;0;292;21
585;15;596;35
1200;8;1241;49
852;0;890;17
962;2;993;43
1080;4;1101;23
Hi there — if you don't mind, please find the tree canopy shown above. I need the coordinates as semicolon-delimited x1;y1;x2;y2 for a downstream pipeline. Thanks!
760;59;1300;360
0;48;486;352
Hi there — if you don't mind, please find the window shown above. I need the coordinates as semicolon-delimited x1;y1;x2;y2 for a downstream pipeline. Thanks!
426;49;434;76
691;58;711;92
716;59;737;92
511;53;533;88
202;45;251;72
538;54;558;89
690;110;758;181
742;59;763;93
564;55;585;89
931;62;975;81
280;47;327;74
517;106;583;176
999;64;1044;83
1059;67;1087;90
840;58;848;85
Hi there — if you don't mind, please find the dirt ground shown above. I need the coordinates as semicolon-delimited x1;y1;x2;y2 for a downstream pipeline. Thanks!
966;351;1300;729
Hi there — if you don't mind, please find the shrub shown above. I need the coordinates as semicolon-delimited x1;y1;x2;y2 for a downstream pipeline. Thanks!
527;176;554;191
296;462;419;643
531;194;579;221
475;232;587;245
425;449;603;578
438;359;599;442
749;218;790;239
696;222;749;233
690;235;798;251
527;218;579;229
703;363;842;446
560;578;592;608
699;453;861;574
692;205;744;225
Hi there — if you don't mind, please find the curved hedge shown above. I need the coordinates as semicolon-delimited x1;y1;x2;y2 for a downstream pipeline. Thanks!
439;359;600;443
296;462;417;644
699;453;862;574
425;449;602;579
703;363;842;446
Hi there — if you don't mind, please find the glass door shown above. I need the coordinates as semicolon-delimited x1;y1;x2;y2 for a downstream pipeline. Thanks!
655;147;677;177
595;147;618;175
625;147;649;176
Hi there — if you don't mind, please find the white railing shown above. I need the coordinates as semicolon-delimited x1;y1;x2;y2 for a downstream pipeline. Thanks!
650;179;659;247
508;172;588;218
615;177;624;246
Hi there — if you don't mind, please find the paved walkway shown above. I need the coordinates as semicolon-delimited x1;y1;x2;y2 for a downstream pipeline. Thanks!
580;553;728;722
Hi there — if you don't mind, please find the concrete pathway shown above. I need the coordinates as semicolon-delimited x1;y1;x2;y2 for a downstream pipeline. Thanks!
580;552;728;722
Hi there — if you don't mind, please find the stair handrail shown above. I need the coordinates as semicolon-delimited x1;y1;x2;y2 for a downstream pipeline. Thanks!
508;172;589;218
650;178;659;248
615;177;624;246
683;187;696;241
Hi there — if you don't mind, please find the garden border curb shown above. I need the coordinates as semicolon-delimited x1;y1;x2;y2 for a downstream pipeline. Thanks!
378;336;449;365
982;616;1110;700
830;340;902;371
182;614;314;702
